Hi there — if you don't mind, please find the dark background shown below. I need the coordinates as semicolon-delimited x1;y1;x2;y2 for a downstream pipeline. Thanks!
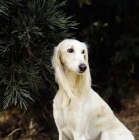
63;0;139;110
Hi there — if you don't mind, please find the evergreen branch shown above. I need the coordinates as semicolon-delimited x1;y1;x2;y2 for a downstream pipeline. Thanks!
0;0;77;109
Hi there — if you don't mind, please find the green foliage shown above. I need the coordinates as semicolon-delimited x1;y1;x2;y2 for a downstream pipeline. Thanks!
0;0;77;110
112;36;139;64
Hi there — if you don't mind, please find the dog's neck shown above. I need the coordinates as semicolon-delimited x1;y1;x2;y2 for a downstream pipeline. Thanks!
62;66;88;97
64;68;78;88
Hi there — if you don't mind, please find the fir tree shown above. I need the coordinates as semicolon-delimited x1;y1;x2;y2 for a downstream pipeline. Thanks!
0;0;77;110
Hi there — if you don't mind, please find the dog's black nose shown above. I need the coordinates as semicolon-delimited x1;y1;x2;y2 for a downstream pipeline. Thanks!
79;64;87;72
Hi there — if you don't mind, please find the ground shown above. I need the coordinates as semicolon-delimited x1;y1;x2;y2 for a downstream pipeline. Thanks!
0;95;139;140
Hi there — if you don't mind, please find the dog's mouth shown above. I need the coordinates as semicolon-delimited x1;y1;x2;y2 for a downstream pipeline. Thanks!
78;70;86;73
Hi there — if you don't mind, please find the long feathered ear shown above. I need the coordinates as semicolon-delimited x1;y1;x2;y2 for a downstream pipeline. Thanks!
52;46;74;99
83;43;89;63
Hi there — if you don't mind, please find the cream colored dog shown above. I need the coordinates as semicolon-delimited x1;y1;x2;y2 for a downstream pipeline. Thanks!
52;39;134;140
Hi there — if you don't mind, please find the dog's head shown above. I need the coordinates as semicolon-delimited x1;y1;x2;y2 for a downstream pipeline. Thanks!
52;39;91;98
53;39;89;74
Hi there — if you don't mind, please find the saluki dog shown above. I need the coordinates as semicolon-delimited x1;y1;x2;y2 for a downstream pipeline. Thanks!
52;39;134;140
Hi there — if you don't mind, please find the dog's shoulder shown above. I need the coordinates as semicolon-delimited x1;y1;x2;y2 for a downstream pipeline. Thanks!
89;89;114;117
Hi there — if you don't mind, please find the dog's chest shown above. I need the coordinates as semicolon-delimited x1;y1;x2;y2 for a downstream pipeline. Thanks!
53;97;80;138
61;107;75;137
54;99;101;140
54;99;76;125
53;91;105;140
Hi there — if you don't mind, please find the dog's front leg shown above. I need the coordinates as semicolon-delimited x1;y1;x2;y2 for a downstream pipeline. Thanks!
100;131;110;140
73;132;86;140
58;130;69;140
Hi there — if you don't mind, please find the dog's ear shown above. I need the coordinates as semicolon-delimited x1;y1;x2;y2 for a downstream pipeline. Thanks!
82;43;89;63
52;46;63;84
52;46;74;99
52;46;61;71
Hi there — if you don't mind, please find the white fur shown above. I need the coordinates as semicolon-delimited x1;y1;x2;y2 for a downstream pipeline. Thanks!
52;39;135;140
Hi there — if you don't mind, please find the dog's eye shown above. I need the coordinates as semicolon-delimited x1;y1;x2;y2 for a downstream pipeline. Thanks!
67;48;74;53
82;50;85;54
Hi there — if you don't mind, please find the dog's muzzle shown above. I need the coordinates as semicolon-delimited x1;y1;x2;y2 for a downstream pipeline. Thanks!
79;63;87;73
